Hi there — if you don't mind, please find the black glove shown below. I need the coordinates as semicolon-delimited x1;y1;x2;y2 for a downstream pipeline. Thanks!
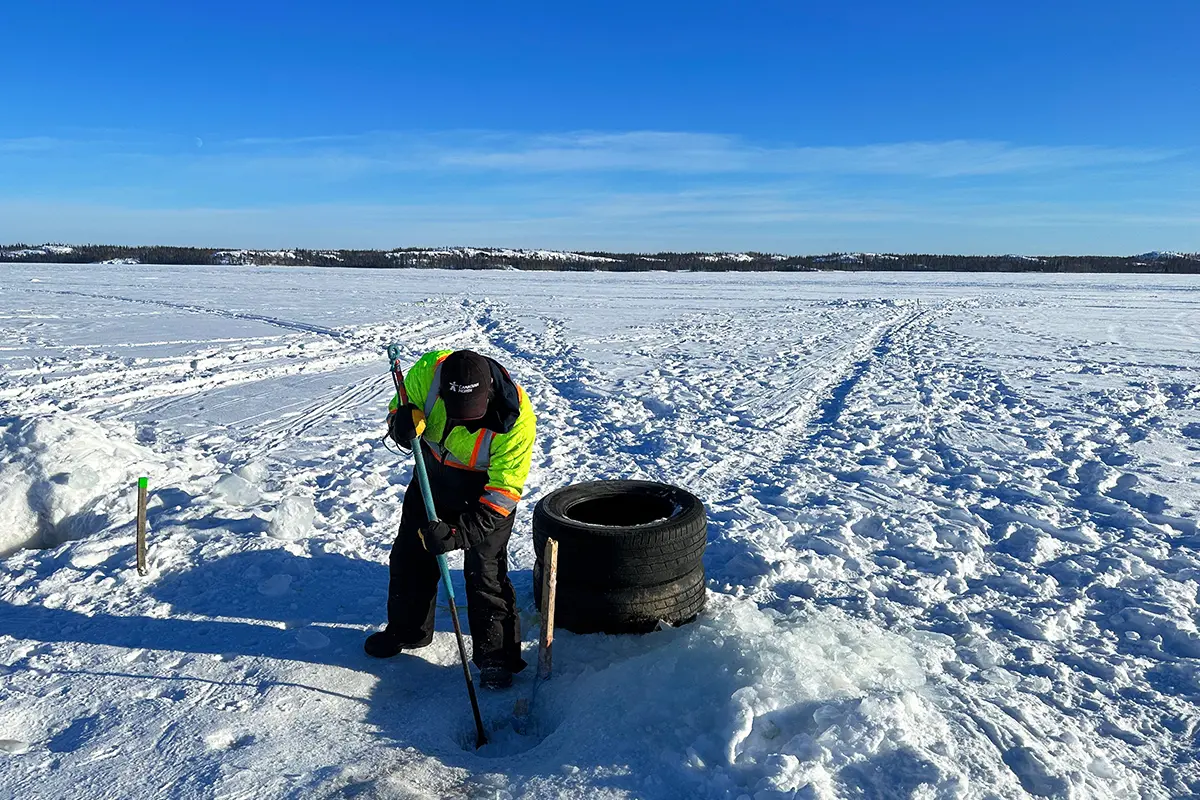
454;502;508;551
388;403;425;446
418;520;463;555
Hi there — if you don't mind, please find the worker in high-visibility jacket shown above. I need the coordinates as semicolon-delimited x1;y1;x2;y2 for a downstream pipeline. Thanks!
366;349;536;690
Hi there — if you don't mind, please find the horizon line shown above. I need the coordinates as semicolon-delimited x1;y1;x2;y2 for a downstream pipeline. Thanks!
4;241;1198;261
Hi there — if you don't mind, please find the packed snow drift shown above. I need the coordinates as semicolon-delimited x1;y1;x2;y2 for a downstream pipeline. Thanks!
1;264;1197;799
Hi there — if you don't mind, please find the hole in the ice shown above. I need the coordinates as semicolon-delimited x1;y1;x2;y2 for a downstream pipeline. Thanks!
565;493;676;527
458;711;558;758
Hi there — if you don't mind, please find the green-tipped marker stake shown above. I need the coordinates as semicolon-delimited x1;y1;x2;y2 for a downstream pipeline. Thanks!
136;476;149;576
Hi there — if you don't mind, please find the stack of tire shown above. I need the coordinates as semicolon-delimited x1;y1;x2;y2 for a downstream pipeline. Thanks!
532;480;707;634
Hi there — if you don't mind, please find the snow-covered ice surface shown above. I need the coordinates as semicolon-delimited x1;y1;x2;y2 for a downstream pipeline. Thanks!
1;264;1198;799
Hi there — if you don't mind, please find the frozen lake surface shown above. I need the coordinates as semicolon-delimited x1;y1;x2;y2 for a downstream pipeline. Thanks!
1;264;1198;798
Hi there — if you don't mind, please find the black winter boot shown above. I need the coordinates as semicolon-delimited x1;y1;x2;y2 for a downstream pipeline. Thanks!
364;629;433;658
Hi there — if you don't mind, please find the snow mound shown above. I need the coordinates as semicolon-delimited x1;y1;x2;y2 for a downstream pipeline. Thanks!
0;414;163;557
0;739;31;755
268;496;316;541
211;472;262;506
495;596;981;798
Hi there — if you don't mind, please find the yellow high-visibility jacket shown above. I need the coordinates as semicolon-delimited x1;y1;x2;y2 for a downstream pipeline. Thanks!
390;350;536;518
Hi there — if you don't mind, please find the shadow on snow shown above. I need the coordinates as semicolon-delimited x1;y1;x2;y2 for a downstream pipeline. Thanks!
1;543;659;797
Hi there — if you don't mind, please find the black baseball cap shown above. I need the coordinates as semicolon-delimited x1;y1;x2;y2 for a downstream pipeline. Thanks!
441;350;492;420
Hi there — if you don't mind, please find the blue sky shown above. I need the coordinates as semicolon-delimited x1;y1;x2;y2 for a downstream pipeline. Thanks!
1;0;1196;254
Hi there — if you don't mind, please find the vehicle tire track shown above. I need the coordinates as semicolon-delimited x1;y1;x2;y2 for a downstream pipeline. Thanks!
23;288;346;339
235;372;393;459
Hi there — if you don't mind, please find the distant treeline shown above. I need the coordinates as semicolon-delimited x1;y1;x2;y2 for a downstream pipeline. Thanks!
3;244;1199;273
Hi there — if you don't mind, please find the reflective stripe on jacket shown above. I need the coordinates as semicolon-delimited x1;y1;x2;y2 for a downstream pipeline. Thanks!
390;350;536;516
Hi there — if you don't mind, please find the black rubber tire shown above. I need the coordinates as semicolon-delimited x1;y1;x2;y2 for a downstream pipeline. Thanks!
532;480;707;589
535;563;707;635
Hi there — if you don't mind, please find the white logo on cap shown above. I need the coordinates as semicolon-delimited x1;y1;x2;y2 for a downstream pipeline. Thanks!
449;381;480;394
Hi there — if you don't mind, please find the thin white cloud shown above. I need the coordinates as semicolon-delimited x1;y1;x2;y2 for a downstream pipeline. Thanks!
3;130;1182;180
422;132;1179;177
223;130;1180;177
1;129;1194;253
2;194;1195;255
0;137;62;153
228;134;371;147
434;131;743;172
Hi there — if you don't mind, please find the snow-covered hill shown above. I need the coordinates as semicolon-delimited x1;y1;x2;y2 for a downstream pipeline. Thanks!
5;243;1199;273
389;247;620;264
1;265;1198;798
211;249;304;265
1;244;75;258
813;253;902;264
1137;251;1200;262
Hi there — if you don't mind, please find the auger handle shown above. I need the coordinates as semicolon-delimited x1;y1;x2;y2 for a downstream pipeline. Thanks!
386;344;485;747
387;345;453;597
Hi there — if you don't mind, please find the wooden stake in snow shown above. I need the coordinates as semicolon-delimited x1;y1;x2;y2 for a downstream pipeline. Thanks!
136;476;148;576
538;537;559;680
514;536;560;731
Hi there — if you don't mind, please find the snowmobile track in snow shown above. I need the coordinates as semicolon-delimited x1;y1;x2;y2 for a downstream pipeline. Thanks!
23;287;348;339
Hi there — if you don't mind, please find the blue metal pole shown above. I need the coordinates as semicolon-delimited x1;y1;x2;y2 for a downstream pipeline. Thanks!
387;343;486;747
